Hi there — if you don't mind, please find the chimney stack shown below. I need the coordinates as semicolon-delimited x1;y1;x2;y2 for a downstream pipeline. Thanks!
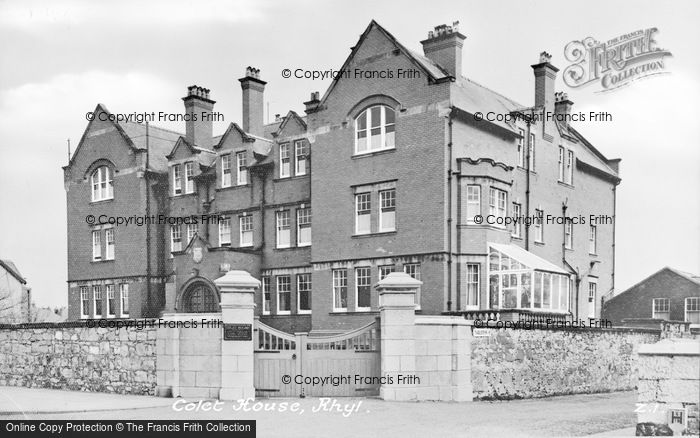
304;91;321;114
554;91;574;129
238;67;266;136
182;85;215;149
420;21;466;78
531;51;559;136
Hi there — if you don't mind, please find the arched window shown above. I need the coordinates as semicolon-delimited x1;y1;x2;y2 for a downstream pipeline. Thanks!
181;282;219;313
354;105;395;154
91;166;113;201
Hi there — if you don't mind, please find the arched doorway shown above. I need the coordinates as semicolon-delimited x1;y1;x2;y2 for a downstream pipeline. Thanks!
180;281;220;313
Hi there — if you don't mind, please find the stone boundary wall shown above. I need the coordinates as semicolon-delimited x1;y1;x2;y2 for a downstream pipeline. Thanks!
0;321;157;395
471;326;660;400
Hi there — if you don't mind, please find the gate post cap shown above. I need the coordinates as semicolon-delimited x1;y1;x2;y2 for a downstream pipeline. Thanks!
214;270;261;290
375;272;423;290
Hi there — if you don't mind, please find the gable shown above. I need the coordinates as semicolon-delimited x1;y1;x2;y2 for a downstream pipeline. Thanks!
167;138;197;161
275;112;307;140
67;104;138;181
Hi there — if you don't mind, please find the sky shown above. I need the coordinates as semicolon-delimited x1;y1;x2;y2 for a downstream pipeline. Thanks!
0;0;699;308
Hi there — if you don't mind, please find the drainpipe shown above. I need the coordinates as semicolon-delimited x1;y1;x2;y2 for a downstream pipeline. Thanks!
145;122;152;317
611;185;617;292
524;120;532;251
446;112;454;312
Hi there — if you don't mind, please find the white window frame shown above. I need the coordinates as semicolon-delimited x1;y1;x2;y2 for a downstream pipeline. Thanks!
489;188;507;227
528;133;536;171
297;208;311;247
221;154;232;188
219;217;231;246
512;203;522;238
184;162;195;194
565;221;573;249
240;215;253;247
173;164;182;195
332;269;348;312
567;150;574;184
534;209;544;243
355;267;372;312
558;146;565;182
119;284;129;317
236;151;248;185
297;273;312;314
170;225;182;253
685;297;699;323
589;225;597;254
261;277;271;315
354;105;396;155
92;230;101;261
279;143;291;178
379;265;395;281
379;189;396;232
517;129;525;167
403;263;421;309
80;286;89;319
276;211;291;248
91;166;113;202
466;185;481;224
295;140;307;176
588;280;597;319
465;263;480;309
105;228;115;260
652;297;670;319
355;193;371;235
106;284;116;318
276;276;291;315
186;223;197;243
93;286;103;318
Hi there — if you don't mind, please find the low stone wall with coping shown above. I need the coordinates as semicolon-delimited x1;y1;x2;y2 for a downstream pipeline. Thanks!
0;321;157;395
470;326;660;400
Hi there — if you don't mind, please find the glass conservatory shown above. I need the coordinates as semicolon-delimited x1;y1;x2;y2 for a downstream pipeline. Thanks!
487;243;571;312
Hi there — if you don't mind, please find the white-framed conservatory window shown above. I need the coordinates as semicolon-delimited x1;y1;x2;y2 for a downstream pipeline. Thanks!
487;247;569;311
354;105;395;154
91;166;113;201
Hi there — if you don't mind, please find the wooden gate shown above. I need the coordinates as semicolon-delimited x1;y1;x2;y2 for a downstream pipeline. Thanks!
253;319;381;397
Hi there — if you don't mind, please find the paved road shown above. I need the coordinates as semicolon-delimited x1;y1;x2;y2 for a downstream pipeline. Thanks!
1;387;637;437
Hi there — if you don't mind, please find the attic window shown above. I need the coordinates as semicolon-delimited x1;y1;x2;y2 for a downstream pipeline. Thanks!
355;105;395;155
91;166;113;202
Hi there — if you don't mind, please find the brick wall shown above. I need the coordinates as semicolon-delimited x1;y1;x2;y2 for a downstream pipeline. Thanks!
0;322;156;395
471;327;659;400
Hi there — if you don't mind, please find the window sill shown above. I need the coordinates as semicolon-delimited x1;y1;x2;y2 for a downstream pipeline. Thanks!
352;231;397;239
589;252;598;257
297;243;311;248
90;198;114;205
557;181;574;189
511;235;523;241
351;148;396;159
274;246;298;251
170;193;197;200
329;310;379;316
216;184;250;192
297;310;312;315
273;174;307;182
533;241;545;246
516;167;537;174
276;311;291;316
91;259;114;264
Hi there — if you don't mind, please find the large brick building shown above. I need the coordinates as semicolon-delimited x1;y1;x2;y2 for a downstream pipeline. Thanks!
65;21;621;333
602;267;700;325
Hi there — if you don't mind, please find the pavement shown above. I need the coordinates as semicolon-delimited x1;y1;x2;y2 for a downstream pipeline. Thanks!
0;386;639;437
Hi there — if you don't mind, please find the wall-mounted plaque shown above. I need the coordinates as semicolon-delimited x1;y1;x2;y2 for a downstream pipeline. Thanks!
223;323;252;341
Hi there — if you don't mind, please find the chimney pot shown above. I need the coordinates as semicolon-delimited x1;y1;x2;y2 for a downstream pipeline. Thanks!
420;21;466;78
182;85;215;148
239;67;267;136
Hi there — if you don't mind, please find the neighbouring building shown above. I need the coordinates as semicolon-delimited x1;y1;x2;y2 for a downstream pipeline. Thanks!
0;259;31;323
64;20;621;334
602;267;700;326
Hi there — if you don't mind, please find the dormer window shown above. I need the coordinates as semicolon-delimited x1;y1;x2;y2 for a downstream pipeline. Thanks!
355;105;395;154
91;166;113;201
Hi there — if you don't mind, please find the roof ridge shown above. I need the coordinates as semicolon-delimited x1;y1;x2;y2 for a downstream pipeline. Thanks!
121;121;183;136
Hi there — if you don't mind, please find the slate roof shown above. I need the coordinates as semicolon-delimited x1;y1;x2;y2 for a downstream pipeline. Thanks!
0;259;26;284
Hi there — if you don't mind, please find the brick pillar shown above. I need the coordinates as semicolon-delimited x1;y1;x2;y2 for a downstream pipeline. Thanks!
214;270;260;401
376;272;421;401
